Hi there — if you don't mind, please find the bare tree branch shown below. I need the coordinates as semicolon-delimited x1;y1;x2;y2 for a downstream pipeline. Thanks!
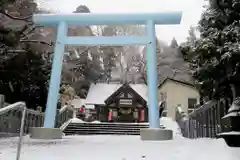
24;26;39;36
20;39;55;46
0;49;27;53
0;11;32;22
20;25;41;39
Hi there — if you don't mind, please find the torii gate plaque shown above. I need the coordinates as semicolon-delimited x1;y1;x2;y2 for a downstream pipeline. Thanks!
31;12;182;140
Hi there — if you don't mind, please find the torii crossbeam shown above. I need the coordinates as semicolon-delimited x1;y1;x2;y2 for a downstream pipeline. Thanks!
32;12;182;140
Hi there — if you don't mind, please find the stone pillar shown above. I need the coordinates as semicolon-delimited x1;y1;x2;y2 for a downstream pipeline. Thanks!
44;21;67;129
30;22;66;139
146;20;160;128
218;98;240;147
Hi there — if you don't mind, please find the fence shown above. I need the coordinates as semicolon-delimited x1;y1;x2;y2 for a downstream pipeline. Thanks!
55;105;75;128
176;98;232;139
0;98;74;137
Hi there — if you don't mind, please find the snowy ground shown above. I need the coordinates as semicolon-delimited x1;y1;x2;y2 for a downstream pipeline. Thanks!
0;118;239;160
1;135;239;160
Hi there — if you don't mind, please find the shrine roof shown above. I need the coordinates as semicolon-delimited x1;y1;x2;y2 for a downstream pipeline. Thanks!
85;83;148;105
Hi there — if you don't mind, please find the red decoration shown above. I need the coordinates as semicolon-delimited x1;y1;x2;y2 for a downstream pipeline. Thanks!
140;109;145;121
79;108;85;113
108;111;113;121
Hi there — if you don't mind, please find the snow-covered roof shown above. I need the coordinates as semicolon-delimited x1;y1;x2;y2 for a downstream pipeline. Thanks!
85;83;122;105
85;83;148;105
129;84;148;102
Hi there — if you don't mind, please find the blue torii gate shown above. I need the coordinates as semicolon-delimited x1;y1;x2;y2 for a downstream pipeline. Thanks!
33;12;182;130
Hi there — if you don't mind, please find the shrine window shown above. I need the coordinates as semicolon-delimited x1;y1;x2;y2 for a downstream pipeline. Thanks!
188;98;197;114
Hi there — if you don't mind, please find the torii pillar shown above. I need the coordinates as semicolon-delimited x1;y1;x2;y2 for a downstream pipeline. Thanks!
30;12;182;140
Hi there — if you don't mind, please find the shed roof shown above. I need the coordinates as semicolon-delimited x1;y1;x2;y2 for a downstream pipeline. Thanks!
71;98;95;109
158;78;195;89
71;98;85;108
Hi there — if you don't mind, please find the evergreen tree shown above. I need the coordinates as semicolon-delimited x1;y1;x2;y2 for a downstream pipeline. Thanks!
170;37;178;48
186;26;197;45
180;0;240;101
0;0;51;109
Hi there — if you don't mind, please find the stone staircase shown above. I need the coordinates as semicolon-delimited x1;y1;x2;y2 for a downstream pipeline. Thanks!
63;122;152;135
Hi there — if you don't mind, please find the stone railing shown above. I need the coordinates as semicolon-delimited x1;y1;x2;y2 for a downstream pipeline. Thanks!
0;102;44;137
0;95;74;137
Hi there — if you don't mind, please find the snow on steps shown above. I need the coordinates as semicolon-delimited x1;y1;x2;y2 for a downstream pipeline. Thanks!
63;121;149;135
61;117;182;137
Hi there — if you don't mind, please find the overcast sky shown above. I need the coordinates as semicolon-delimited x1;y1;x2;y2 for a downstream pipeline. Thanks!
37;0;206;44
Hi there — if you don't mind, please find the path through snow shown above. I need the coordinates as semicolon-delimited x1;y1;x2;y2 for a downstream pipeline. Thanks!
0;118;239;160
1;135;239;160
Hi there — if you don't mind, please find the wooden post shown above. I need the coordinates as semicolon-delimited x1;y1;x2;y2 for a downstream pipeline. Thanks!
0;94;5;108
37;106;42;112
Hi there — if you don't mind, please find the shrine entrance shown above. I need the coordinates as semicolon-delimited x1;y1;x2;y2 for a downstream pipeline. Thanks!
102;83;148;123
33;11;182;129
118;107;134;122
